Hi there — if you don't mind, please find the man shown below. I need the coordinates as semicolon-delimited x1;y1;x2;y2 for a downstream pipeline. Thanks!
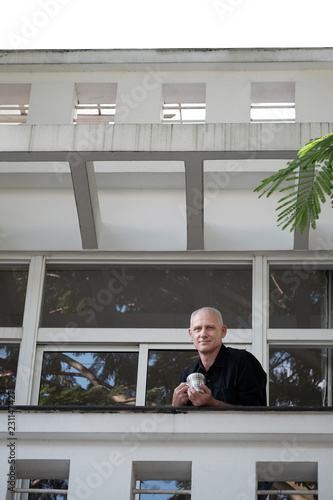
172;306;267;406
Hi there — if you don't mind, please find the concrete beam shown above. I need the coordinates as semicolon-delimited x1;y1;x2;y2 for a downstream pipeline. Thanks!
69;160;101;249
0;150;299;163
1;48;333;72
294;226;309;250
185;158;204;250
0;123;329;154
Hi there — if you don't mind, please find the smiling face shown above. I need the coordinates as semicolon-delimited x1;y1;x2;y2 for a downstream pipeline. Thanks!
189;308;227;357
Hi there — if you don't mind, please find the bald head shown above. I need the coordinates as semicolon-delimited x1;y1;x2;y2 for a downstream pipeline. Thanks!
190;307;223;328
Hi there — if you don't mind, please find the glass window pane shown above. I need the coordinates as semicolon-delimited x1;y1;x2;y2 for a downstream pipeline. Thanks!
140;480;191;500
269;268;329;328
41;266;252;329
251;106;295;122
39;351;138;406
0;343;20;405
0;267;28;326
258;483;318;499
146;350;199;406
28;479;68;500
269;346;332;406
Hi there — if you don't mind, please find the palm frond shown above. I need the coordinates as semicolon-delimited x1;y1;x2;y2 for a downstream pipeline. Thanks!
254;132;333;233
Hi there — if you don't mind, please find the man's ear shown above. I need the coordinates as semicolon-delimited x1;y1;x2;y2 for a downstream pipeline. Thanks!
221;325;227;339
188;328;194;341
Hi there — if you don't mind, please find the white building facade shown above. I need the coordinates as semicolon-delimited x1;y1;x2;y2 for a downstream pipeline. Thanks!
0;48;333;499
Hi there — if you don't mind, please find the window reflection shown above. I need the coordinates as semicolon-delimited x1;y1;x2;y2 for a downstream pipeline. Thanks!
139;480;191;499
39;351;138;406
269;346;332;407
146;350;199;406
0;344;20;405
0;267;28;327
269;268;329;328
28;479;68;500
41;266;252;329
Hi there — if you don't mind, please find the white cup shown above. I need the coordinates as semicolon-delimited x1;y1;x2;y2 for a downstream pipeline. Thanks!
186;372;205;393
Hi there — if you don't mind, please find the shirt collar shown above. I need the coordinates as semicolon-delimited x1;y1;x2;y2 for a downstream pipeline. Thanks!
198;344;227;372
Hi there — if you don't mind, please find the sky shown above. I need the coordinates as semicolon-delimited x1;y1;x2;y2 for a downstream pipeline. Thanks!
1;0;333;51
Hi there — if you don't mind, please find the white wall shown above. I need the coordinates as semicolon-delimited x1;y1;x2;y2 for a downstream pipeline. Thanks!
27;82;76;125
204;190;294;251
1;441;331;499
99;189;187;251
2;67;333;125
0;189;82;251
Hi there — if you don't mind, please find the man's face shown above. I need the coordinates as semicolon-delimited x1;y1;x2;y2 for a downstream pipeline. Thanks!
189;309;227;356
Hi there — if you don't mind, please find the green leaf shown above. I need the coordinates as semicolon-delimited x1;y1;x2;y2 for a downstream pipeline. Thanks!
254;132;333;233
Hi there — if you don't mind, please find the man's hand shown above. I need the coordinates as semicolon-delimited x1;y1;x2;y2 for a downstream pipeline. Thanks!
187;384;230;407
172;382;189;406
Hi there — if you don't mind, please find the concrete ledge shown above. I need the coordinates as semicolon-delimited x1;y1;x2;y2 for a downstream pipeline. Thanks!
1;406;333;443
1;48;333;71
0;123;332;154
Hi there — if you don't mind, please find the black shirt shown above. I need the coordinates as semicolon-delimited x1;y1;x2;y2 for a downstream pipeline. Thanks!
179;344;267;406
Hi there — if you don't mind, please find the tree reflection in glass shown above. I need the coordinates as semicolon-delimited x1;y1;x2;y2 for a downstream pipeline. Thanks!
139;480;191;500
41;266;252;329
39;351;138;406
28;479;68;500
269;347;332;406
0;344;20;405
0;268;28;327
146;350;199;406
269;268;329;328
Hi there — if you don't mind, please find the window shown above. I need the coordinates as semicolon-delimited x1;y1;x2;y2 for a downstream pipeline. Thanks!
0;343;20;405
146;350;199;406
268;265;333;407
74;83;117;124
135;480;191;499
35;263;252;407
26;479;68;499
269;267;331;328
162;83;206;124
0;84;30;125
11;459;69;499
251;82;295;123
0;266;29;327
38;350;139;406
132;461;191;500
269;345;332;407
41;265;252;329
257;461;318;499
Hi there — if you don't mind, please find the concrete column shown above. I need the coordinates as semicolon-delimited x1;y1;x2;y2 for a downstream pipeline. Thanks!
115;76;163;124
296;78;333;122
206;77;251;123
185;157;204;250
27;82;76;124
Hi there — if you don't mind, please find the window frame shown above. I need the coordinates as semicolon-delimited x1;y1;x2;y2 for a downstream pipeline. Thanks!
250;82;296;123
7;253;333;408
131;461;192;500
162;102;206;124
266;257;333;406
256;461;318;499
9;459;70;500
